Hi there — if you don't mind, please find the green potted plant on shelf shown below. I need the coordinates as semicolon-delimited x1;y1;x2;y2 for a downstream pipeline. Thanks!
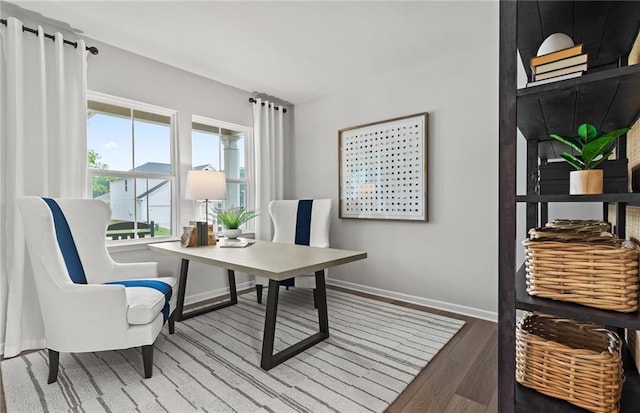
549;123;629;195
214;206;258;239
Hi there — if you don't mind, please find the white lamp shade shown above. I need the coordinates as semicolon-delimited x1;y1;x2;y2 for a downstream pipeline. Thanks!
185;170;227;200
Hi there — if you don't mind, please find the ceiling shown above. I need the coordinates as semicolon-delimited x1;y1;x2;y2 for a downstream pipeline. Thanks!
4;1;487;104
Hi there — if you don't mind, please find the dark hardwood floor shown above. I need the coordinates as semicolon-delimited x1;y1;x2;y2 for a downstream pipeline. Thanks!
0;286;497;413
331;287;498;413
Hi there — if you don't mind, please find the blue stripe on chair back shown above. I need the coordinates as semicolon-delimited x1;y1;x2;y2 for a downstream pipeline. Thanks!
105;280;173;323
295;199;313;246
42;198;88;284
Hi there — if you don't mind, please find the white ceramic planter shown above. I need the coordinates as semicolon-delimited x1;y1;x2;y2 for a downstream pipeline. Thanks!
223;228;242;239
570;169;604;195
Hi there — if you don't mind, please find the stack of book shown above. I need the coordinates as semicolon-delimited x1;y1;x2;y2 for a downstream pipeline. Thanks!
528;44;588;87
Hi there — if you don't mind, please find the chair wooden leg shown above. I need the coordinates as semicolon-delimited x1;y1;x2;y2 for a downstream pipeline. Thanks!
256;284;263;304
142;345;154;379
47;349;60;384
168;314;175;334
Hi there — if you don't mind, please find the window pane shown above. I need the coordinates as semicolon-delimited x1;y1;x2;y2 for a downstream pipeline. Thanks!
223;182;247;210
89;96;176;242
92;174;135;240
191;119;251;234
136;178;172;236
221;134;245;178
91;175;171;240
87;111;133;172
134;111;171;173
206;183;248;232
192;129;221;170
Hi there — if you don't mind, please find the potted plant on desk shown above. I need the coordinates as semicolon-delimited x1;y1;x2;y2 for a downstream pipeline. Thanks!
214;206;258;239
550;123;629;194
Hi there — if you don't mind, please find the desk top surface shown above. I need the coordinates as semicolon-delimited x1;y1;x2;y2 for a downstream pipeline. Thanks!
148;240;367;280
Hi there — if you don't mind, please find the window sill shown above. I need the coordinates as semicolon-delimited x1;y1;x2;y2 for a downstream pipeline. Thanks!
107;236;180;254
107;232;255;254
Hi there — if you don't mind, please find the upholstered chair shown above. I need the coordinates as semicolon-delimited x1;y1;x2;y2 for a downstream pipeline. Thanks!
17;197;177;384
255;199;331;304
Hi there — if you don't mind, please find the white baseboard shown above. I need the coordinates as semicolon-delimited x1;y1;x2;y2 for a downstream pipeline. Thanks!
184;281;255;306
327;278;498;322
185;279;498;323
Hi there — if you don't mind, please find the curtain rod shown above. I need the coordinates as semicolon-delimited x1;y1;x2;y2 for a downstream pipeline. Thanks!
0;18;99;55
249;97;287;114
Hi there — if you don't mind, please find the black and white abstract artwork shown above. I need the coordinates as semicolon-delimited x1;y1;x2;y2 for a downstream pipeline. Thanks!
339;113;428;221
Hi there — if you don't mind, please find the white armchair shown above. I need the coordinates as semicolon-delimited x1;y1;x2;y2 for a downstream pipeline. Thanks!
254;199;331;304
17;197;177;383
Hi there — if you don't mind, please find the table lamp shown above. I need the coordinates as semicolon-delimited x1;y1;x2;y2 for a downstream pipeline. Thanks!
185;170;227;245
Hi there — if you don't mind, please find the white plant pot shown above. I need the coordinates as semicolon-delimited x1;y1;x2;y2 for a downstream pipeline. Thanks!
223;228;242;239
569;170;603;195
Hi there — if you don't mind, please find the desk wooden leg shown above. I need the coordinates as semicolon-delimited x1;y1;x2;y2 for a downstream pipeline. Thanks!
261;279;280;369
175;259;238;321
175;259;190;321
315;270;329;335
260;270;329;370
228;269;238;305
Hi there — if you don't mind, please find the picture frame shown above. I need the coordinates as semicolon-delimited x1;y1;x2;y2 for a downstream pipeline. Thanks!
338;112;428;221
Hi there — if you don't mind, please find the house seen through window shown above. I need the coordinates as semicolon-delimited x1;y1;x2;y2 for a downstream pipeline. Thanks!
87;95;177;241
192;117;252;232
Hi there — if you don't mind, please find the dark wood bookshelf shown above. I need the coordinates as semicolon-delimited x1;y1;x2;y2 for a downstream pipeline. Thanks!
499;1;640;412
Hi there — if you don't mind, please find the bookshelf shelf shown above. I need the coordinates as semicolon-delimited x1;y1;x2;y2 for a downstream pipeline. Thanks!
516;193;640;205
516;1;640;81
517;64;640;141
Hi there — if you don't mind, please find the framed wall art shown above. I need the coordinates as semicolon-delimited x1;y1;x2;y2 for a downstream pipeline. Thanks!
338;112;428;221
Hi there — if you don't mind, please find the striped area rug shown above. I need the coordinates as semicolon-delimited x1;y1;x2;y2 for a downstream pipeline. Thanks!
2;288;464;413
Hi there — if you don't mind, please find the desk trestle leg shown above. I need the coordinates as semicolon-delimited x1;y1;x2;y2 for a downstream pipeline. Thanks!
176;259;238;321
260;270;329;370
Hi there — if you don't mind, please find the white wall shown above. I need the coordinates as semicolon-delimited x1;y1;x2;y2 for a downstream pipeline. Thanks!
291;2;499;320
5;1;504;318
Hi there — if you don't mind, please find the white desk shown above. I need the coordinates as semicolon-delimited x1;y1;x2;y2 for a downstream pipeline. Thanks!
148;240;367;369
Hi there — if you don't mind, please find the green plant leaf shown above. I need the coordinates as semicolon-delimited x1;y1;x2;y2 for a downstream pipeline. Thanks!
549;134;581;152
214;206;258;229
561;152;585;170
586;150;614;169
582;136;616;165
578;123;599;142
598;127;630;140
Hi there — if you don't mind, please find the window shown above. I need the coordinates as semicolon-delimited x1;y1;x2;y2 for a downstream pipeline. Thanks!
87;92;177;241
191;116;253;232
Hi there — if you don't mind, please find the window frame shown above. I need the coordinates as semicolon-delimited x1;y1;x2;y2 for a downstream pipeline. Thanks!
87;91;179;244
191;114;255;232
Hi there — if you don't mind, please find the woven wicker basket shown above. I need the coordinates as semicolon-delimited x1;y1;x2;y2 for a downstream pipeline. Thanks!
545;219;611;233
516;313;624;413
523;237;640;312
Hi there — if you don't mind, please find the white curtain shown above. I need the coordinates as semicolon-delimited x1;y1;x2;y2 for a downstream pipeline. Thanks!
0;17;88;357
252;98;284;241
